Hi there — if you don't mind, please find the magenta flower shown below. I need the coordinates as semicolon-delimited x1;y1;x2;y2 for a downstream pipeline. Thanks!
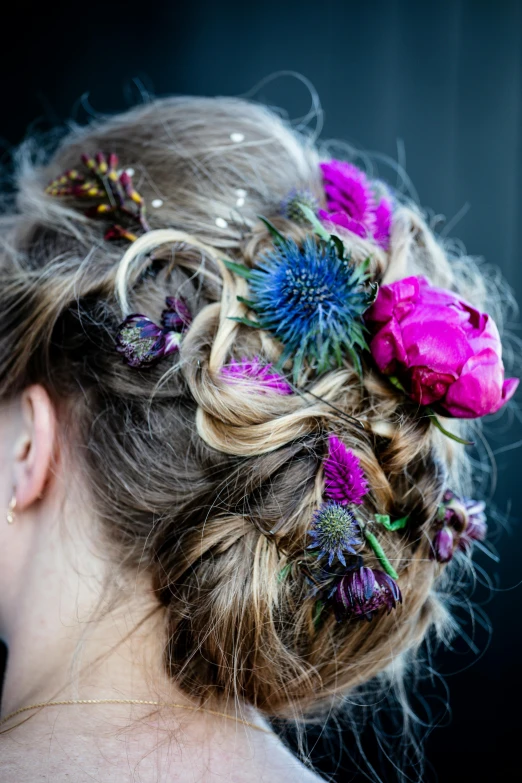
334;566;402;621
324;434;368;506
221;357;293;394
365;276;519;418
441;490;487;554
318;160;392;250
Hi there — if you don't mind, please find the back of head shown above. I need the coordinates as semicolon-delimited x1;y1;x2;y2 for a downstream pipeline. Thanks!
0;95;513;722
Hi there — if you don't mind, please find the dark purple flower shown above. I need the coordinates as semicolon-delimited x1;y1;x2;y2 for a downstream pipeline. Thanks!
334;566;402;621
161;297;192;332
308;502;362;567
430;526;455;563
324;434;369;506
221;357;293;394
115;314;180;368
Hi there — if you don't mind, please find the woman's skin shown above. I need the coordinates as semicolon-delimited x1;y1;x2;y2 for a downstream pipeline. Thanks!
0;386;323;782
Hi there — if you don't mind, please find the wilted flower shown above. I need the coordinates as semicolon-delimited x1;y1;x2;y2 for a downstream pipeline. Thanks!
334;566;402;621
308;502;362;567
221;356;293;394
365;275;519;418
318;160;393;250
324;434;369;506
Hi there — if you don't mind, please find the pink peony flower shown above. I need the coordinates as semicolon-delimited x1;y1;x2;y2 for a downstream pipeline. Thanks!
365;276;519;418
318;160;392;250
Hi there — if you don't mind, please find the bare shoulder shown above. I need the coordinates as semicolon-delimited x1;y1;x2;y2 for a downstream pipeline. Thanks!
0;719;327;783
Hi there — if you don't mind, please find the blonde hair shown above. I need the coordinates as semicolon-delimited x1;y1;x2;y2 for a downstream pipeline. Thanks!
0;96;509;730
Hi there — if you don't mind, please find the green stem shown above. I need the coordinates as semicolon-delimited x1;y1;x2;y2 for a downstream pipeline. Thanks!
364;529;399;580
427;409;475;446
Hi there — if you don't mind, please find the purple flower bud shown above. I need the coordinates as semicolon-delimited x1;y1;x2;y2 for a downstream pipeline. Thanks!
115;314;178;368
430;526;454;563
161;297;192;332
334;566;402;621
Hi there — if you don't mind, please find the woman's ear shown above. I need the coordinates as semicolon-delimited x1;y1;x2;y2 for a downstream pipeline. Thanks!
12;385;57;512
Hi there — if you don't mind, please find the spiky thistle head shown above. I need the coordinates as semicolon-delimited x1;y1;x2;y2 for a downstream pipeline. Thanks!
308;501;362;567
233;230;376;380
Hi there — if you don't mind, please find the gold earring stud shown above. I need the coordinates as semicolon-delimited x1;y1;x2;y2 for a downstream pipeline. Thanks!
6;494;17;525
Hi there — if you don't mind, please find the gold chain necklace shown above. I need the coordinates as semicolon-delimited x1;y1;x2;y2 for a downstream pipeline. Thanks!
0;698;273;734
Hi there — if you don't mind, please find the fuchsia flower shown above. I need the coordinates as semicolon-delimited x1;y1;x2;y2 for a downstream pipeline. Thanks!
365;276;519;418
324;434;368;505
318;160;392;250
221;357;293;394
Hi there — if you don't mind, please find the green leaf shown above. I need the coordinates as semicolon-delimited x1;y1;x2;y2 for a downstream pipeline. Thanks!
363;529;399;580
347;344;363;378
313;599;325;631
375;514;409;532
222;259;254;279
236;295;257;309
278;563;292;584
427;409;475;446
229;316;262;328
258;216;288;247
297;204;331;241
388;375;407;393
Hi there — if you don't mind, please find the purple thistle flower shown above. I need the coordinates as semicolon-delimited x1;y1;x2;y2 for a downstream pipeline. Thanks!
334;566;402;621
221;357;293;394
430;526;455;563
308;502;362;567
161;297;192;332
324;434;369;506
318;160;392;250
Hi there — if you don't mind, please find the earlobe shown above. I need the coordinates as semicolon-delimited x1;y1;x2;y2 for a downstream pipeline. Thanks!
13;385;57;513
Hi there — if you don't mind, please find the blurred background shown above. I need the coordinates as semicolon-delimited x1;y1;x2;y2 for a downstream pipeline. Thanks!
1;1;521;780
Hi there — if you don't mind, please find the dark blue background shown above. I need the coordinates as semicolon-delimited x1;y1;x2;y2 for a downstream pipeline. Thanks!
1;1;521;780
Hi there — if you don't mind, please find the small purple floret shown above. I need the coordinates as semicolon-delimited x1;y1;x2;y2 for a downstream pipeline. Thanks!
334;566;402;621
161;297;192;332
430;490;488;561
324;434;368;506
221;357;293;394
308;501;362;567
430;526;454;563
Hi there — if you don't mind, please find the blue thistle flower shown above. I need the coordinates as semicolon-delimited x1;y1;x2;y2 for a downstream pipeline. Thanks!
227;221;377;380
308;501;362;567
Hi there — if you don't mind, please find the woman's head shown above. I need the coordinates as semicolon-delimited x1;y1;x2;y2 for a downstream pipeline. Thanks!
0;96;514;722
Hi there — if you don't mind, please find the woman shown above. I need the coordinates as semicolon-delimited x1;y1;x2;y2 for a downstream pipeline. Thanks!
0;96;517;781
